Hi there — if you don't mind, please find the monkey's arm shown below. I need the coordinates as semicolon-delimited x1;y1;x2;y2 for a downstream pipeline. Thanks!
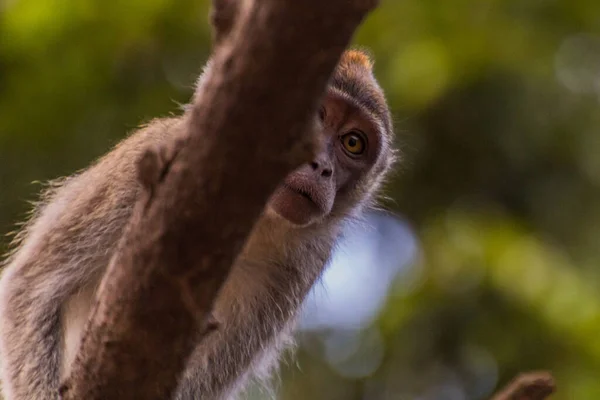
0;118;181;400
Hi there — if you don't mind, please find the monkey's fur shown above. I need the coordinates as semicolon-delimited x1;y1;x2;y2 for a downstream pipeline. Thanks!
0;50;395;400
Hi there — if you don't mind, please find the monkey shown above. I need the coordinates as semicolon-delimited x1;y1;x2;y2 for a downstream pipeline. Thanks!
0;49;396;400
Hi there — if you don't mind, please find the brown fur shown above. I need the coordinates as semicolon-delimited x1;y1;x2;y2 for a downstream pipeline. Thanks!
0;50;395;400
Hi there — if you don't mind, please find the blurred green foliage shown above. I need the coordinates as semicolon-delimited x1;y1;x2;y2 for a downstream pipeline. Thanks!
2;0;600;398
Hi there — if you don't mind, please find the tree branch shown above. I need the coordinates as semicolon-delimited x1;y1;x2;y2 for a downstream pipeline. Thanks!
60;0;379;399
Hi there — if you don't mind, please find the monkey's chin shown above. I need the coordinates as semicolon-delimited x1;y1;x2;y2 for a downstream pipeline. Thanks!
267;186;326;227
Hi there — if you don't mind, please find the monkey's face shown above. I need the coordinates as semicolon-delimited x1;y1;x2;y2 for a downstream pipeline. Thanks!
268;91;390;227
269;50;395;227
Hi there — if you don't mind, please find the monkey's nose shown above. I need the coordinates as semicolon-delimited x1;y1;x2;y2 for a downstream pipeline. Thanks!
310;159;333;178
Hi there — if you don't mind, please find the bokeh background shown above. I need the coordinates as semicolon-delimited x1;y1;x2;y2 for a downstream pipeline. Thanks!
2;0;600;398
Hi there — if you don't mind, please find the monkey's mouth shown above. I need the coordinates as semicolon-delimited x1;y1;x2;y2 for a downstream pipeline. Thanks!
268;181;326;226
283;183;316;205
280;178;332;215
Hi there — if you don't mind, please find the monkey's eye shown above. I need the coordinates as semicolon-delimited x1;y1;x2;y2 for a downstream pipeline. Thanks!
318;106;326;121
341;131;366;156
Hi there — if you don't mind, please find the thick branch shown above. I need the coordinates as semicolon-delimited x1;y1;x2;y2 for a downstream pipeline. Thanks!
60;0;379;399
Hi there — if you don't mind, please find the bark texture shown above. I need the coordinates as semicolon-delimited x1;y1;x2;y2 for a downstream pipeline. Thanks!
59;0;380;398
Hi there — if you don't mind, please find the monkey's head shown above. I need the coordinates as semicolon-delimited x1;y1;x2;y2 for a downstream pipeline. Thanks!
268;49;396;227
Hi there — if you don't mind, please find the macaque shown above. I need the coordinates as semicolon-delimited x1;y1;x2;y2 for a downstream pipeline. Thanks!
0;49;396;400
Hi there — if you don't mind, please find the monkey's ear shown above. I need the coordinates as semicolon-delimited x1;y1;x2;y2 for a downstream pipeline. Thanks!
340;48;374;71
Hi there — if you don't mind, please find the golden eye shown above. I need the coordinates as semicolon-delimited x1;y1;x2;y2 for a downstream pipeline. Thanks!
341;132;366;155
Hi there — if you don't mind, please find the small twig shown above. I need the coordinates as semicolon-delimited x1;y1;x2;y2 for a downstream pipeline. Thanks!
490;371;556;400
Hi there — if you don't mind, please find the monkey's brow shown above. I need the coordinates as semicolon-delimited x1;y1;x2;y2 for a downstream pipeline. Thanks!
329;84;390;133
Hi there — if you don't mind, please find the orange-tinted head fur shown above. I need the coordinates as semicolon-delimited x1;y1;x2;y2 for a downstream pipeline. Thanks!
340;49;375;71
